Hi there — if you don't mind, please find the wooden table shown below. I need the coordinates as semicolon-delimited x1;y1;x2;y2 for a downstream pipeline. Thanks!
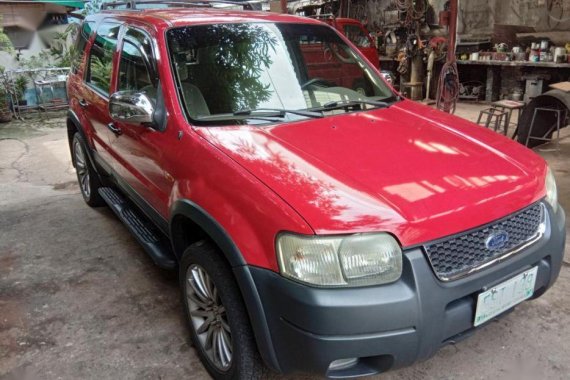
456;60;570;102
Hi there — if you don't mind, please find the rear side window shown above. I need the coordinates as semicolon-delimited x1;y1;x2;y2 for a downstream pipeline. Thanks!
86;22;120;96
72;21;95;73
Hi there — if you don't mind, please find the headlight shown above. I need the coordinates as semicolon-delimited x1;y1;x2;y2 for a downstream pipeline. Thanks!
276;233;402;287
545;167;558;212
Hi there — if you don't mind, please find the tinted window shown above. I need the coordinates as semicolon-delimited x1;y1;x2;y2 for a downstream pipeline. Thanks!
118;28;157;102
72;21;95;73
86;22;120;95
167;23;394;125
343;25;370;48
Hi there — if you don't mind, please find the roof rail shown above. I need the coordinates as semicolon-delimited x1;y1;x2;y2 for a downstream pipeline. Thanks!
306;13;335;19
101;0;260;11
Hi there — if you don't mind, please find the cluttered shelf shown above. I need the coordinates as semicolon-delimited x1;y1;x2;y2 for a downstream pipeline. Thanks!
457;60;570;68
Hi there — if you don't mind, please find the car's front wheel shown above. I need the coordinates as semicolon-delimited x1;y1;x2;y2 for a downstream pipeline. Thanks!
180;241;266;379
72;132;104;207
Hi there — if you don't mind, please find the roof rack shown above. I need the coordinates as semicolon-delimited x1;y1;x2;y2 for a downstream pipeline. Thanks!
101;0;261;11
306;13;335;19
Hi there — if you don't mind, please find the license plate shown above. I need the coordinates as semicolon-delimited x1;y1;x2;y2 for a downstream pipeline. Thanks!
474;266;538;327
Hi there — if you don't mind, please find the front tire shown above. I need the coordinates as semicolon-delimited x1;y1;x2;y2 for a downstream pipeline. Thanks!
180;241;266;379
72;132;104;207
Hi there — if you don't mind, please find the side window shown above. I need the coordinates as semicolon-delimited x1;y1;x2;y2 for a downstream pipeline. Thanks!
118;28;157;102
72;21;95;73
86;22;120;96
343;25;371;48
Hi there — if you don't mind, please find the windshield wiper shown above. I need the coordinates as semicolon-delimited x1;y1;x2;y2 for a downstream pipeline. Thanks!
234;108;324;119
195;114;282;123
194;107;323;124
312;99;390;112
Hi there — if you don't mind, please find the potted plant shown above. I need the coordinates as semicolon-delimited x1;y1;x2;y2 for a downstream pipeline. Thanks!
14;75;29;107
0;66;12;122
0;19;14;122
0;89;11;122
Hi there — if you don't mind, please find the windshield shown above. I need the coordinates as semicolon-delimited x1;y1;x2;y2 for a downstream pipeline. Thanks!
343;24;371;48
166;22;396;125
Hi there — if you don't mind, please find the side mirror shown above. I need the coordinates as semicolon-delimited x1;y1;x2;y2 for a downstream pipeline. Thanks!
109;91;154;126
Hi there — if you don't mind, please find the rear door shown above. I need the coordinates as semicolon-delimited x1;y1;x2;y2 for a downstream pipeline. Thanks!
80;21;121;170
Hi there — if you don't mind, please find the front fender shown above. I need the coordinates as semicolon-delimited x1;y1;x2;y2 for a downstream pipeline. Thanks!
169;198;245;266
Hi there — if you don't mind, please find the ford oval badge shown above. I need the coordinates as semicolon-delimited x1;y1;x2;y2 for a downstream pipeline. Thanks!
485;231;509;250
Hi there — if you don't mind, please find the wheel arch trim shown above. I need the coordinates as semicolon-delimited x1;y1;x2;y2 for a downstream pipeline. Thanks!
169;199;246;266
169;198;282;372
67;110;99;173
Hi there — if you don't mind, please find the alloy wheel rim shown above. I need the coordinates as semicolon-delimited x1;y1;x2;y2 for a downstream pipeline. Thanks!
186;264;233;371
73;139;90;198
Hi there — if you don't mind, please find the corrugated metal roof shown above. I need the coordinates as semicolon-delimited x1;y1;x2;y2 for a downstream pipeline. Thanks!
0;0;84;9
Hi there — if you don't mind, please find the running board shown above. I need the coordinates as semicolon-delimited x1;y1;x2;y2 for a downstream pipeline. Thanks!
98;187;177;270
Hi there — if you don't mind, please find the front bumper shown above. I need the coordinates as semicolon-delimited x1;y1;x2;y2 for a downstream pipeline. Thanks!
245;203;566;377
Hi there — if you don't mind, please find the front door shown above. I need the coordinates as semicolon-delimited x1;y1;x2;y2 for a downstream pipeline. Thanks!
109;26;172;218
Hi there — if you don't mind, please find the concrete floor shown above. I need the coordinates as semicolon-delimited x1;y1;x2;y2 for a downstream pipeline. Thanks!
1;104;569;380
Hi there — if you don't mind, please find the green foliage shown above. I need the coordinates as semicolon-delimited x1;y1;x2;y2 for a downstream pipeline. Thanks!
90;54;113;92
19;23;79;70
0;65;10;113
0;16;14;54
0;65;27;105
84;0;112;15
189;24;277;113
20;50;54;69
48;23;80;68
14;76;29;101
0;67;6;95
0;32;14;54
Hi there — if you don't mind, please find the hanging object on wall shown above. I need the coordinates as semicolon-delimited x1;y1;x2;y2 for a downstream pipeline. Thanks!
395;0;427;27
424;50;436;102
436;62;459;112
439;9;450;26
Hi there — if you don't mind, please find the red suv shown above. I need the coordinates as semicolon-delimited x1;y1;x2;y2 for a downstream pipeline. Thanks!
321;16;379;67
67;4;566;379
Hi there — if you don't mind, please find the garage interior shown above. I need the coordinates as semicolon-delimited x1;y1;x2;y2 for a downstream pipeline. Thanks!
1;0;570;379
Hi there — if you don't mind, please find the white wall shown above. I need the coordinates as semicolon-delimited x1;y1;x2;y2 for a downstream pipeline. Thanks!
0;32;49;71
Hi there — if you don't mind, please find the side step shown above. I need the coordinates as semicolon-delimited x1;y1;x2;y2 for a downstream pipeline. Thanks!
98;187;177;270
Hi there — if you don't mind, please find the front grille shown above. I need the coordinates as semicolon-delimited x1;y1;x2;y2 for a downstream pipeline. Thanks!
424;202;545;281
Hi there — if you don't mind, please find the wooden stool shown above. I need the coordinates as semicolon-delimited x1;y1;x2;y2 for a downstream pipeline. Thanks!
491;100;525;137
476;108;509;134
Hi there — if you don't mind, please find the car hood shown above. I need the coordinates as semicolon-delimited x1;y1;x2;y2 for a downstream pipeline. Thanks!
197;100;546;247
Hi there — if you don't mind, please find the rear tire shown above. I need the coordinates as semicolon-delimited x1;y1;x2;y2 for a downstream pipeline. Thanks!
72;132;105;207
180;241;266;379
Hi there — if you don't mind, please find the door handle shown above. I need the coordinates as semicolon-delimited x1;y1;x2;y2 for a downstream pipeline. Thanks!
78;99;88;108
106;122;122;136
